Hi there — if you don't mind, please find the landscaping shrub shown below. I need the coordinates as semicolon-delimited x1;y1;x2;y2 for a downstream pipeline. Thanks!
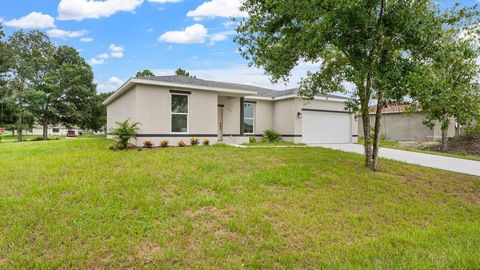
202;139;210;146
143;140;153;148
190;137;199;146
262;129;281;142
159;140;169;148
177;140;186;147
110;120;140;150
249;136;256;143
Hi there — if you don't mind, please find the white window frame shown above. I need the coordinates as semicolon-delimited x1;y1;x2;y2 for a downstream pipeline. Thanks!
244;102;255;134
170;93;189;134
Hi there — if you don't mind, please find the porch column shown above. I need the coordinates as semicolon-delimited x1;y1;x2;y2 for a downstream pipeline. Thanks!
240;97;244;136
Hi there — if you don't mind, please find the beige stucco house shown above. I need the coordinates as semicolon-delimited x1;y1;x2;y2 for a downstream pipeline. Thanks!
103;76;358;146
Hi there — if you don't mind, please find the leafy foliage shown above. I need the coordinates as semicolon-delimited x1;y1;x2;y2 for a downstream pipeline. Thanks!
143;140;153;148
135;69;155;78
175;68;195;78
262;129;281;142
202;138;210;146
110;120;140;150
177;140;186;147
235;0;479;170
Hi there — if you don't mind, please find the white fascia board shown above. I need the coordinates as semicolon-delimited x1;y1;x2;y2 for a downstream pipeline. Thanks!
273;94;348;103
244;95;274;101
103;78;258;105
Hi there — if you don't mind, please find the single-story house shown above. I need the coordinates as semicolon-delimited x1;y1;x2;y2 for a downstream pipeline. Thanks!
358;104;457;142
26;126;82;136
103;75;359;146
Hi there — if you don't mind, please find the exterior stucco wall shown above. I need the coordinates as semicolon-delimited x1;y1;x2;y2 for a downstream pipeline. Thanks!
250;100;274;134
107;85;137;132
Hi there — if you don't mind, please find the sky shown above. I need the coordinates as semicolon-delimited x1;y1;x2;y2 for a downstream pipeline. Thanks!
0;0;477;93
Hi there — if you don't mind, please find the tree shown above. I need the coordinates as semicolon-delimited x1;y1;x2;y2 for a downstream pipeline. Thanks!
235;0;477;170
6;31;97;140
409;30;480;152
81;91;113;133
7;30;54;141
175;68;195;78
135;69;155;78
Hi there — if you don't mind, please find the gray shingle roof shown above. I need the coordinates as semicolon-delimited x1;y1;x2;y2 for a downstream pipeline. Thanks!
139;75;349;99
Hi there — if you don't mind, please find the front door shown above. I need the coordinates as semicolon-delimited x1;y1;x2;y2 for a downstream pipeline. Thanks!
217;106;223;141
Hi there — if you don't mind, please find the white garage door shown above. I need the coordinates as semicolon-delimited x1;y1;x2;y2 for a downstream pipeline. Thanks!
302;110;351;144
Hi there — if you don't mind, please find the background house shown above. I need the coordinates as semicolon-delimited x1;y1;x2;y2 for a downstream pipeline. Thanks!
358;104;457;142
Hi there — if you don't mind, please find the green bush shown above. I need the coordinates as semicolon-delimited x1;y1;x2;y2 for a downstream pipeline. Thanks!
262;129;281;142
249;136;257;143
110;120;140;150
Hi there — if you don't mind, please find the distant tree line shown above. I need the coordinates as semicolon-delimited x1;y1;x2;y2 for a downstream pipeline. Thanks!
0;25;108;141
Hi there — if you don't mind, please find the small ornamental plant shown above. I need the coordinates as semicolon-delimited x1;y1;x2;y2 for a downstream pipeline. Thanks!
202;139;210;146
249;136;256;143
190;137;199;146
177;140;186;147
159;140;169;148
143;140;153;148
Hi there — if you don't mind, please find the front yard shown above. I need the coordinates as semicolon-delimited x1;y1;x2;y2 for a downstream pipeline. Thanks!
0;138;479;269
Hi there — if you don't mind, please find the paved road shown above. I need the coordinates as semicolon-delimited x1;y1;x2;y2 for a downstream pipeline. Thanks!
310;144;480;176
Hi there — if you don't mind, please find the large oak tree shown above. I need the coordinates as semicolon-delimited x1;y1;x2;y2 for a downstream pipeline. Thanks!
235;0;478;170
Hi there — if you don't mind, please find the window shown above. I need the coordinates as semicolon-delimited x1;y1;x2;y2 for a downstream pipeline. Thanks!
52;128;60;133
171;94;188;133
243;102;255;134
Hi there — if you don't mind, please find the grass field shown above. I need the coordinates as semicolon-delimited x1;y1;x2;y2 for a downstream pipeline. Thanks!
0;138;479;269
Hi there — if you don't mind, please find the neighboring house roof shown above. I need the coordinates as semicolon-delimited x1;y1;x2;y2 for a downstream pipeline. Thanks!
103;75;349;105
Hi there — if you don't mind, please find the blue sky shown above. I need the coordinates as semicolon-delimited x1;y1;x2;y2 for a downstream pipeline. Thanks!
0;0;476;93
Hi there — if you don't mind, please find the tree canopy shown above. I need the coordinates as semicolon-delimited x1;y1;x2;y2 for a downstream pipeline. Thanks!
135;69;155;78
235;0;480;170
175;68;195;78
1;30;102;140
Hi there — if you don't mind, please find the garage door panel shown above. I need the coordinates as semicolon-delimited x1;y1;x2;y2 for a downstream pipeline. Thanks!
302;111;351;144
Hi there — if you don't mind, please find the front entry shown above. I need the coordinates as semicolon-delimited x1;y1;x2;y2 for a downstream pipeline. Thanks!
217;106;223;141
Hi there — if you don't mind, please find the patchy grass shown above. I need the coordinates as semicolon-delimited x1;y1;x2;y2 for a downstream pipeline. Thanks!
0;138;479;269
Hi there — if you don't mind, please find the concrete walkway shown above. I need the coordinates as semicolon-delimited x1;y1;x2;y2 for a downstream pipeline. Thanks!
310;144;480;176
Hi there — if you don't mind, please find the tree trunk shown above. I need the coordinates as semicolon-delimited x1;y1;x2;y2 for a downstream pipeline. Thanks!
371;89;384;171
42;120;48;140
441;128;448;153
361;72;373;168
17;114;23;142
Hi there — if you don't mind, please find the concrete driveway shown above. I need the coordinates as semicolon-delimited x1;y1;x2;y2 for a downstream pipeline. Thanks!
310;144;480;176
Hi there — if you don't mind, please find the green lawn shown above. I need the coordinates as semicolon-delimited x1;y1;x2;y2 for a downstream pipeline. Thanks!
0;138;479;269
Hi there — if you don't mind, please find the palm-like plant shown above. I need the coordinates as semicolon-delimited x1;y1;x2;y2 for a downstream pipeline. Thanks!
110;120;140;150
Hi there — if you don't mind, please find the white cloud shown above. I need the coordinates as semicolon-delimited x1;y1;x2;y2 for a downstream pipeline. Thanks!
187;0;247;21
208;33;226;45
88;58;105;65
3;12;55;29
47;29;88;39
159;23;208;44
80;37;94;42
110;51;124;58
97;53;110;59
109;44;124;52
97;77;124;92
57;0;143;21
